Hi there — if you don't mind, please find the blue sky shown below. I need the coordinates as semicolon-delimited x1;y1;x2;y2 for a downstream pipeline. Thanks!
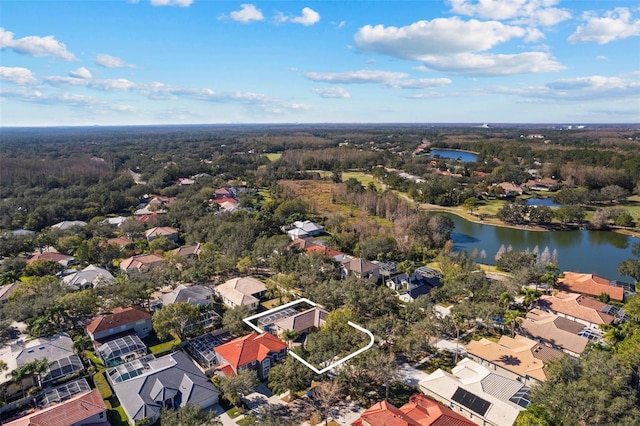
1;0;639;126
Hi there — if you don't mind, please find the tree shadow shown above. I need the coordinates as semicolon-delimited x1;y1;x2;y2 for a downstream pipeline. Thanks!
499;355;521;366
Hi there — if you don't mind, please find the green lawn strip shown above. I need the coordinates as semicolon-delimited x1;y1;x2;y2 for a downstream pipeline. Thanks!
93;372;112;399
143;333;182;356
236;414;255;425
264;153;283;161
85;350;104;370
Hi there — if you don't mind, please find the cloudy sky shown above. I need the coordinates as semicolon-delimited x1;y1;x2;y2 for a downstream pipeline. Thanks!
1;0;639;126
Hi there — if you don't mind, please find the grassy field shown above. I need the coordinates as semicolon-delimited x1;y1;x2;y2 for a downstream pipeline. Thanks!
264;153;283;161
315;170;383;191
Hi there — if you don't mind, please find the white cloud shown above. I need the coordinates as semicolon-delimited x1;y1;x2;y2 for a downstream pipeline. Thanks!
419;52;564;76
291;7;321;26
276;7;320;26
355;18;527;57
305;70;409;84
311;87;351;98
95;54;135;68
45;75;137;91
150;0;193;7
569;7;640;44
385;78;452;89
354;17;564;76
69;67;92;79
448;0;570;26
494;74;640;101
228;4;264;23
0;66;37;85
0;87;135;110
0;27;76;61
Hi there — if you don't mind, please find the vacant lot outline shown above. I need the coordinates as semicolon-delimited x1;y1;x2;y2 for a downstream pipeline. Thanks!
243;298;374;374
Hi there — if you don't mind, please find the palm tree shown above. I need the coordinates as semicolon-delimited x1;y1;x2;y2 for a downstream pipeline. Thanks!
73;334;92;355
521;288;540;309
281;329;298;349
0;271;21;285
452;312;465;363
504;310;522;337
9;366;28;398
499;292;513;313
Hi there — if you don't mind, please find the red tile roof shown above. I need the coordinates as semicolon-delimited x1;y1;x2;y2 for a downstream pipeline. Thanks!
86;306;151;335
214;332;286;370
5;389;106;426
352;395;475;426
559;272;623;302
305;245;343;258
539;292;615;325
26;252;74;265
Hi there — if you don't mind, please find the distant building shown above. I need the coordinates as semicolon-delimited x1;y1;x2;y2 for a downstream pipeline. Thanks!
86;306;152;342
214;277;266;309
120;253;164;273
144;226;179;243
61;265;116;290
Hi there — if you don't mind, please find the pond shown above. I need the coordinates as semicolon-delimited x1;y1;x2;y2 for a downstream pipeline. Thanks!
526;198;560;207
429;149;478;162
437;212;637;283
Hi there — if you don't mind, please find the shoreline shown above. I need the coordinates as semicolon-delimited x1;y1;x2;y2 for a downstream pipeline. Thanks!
418;203;640;237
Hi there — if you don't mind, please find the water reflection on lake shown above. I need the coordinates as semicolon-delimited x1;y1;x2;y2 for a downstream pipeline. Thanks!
436;212;636;282
429;149;478;162
526;198;560;207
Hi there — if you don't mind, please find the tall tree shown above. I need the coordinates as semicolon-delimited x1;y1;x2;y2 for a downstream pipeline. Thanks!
219;370;258;407
152;302;200;340
159;403;221;426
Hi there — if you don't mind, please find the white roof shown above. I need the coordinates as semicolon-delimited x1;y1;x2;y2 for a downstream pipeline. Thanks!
61;265;116;289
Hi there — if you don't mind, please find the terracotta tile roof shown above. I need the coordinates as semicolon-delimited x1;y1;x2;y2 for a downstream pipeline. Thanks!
352;395;475;426
559;272;623;302
214;332;286;370
341;257;379;273
144;226;178;238
107;236;133;247
305;245;343;258
520;309;589;356
5;389;106;426
120;254;164;271
466;335;563;382
538;292;615;325
211;196;238;205
352;400;418;426
136;213;159;223
26;252;74;265
86;306;151;335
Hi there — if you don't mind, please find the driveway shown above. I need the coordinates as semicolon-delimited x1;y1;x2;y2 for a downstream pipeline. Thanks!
396;363;432;387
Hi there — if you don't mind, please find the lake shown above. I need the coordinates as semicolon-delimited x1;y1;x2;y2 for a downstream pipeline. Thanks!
438;212;637;283
526;198;560;207
429;149;478;162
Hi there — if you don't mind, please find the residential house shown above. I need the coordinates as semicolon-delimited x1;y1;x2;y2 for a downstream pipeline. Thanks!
214;332;287;379
497;182;525;196
259;306;328;338
184;330;231;371
51;220;87;230
558;271;624;302
177;177;195;186
96;334;147;367
466;335;563;385
0;282;21;306
154;284;220;333
120;253;164;273
386;269;442;303
27;252;75;267
169;243;203;258
286;220;325;240
214;277;266;309
12;333;84;390
109;351;219;425
107;236;134;248
537;292;617;329
4;389;108;426
419;358;530;426
340;257;380;281
103;216;129;226
61;265;116;290
144;226;179;243
520;308;589;357
214;188;236;199
305;244;346;261
352;394;476;426
156;284;214;307
525;178;558;192
86;306;152;342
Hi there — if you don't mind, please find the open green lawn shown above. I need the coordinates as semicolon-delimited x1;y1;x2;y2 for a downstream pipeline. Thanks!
264;153;282;161
314;170;383;191
142;332;181;356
